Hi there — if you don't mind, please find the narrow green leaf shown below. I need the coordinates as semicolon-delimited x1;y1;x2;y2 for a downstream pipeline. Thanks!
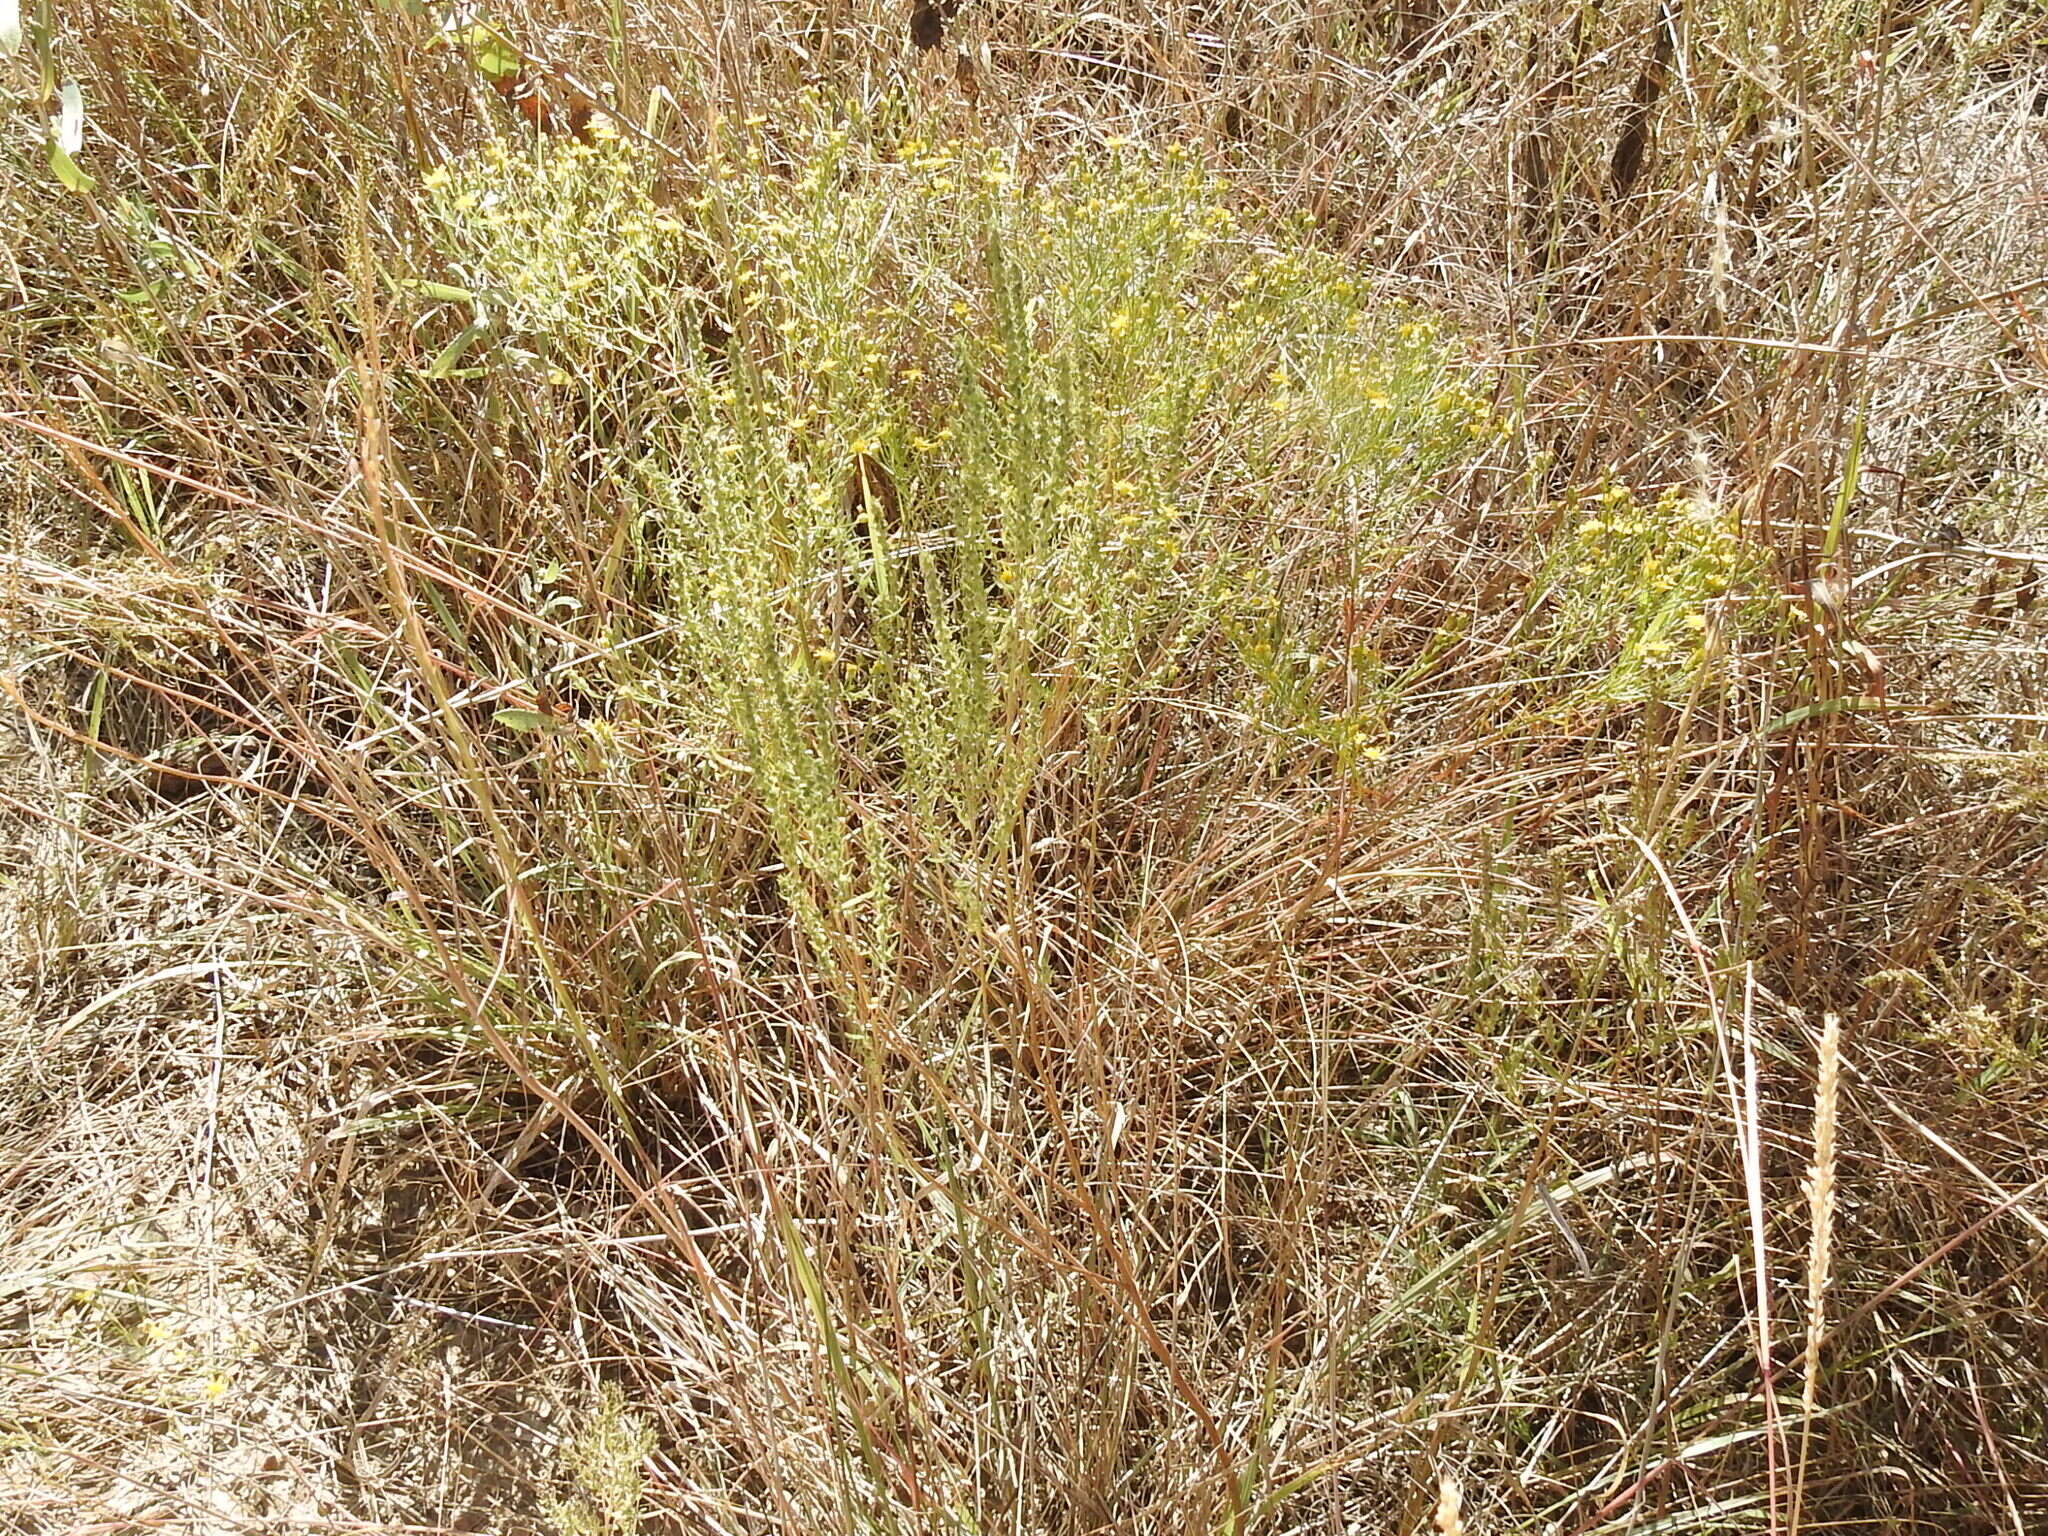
425;312;491;378
1764;695;1907;736
47;141;95;194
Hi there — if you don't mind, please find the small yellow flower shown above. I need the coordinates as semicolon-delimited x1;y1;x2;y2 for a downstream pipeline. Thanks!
1107;310;1132;337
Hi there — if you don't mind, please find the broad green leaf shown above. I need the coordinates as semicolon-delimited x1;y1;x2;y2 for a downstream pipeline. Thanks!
444;21;521;80
474;35;520;79
493;708;562;734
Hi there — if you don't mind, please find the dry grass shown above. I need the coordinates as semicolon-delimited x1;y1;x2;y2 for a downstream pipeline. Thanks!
4;1;2048;1533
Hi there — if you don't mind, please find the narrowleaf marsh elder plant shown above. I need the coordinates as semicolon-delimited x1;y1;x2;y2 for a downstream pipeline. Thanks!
415;112;1492;1006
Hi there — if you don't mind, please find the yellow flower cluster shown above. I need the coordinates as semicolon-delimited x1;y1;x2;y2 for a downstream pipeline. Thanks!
1556;482;1752;696
415;132;691;354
